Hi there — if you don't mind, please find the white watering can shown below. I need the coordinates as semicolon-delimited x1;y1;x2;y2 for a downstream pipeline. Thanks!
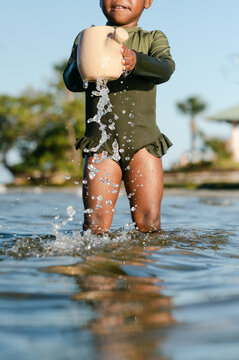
77;26;129;82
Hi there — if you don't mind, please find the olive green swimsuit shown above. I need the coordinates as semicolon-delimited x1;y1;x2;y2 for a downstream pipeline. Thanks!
63;25;175;171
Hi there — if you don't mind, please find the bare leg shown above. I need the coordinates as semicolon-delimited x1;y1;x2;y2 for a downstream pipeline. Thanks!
83;154;122;233
123;148;164;233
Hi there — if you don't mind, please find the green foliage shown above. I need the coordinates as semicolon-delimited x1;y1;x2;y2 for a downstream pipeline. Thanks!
0;62;85;183
176;96;207;117
200;132;231;160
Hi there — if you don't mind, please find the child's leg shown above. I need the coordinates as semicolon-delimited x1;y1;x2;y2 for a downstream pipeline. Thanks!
82;154;122;233
123;148;164;233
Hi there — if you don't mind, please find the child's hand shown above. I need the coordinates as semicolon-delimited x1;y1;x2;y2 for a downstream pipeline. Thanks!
121;44;136;72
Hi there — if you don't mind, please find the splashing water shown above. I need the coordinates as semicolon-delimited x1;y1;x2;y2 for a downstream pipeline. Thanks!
85;79;122;179
87;163;100;180
83;80;89;89
112;139;121;162
53;80;132;236
87;79;112;153
52;205;77;233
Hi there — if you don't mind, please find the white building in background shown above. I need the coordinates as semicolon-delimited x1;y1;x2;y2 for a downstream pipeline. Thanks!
207;104;239;162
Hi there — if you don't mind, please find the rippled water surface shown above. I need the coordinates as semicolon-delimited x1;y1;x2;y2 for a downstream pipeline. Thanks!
1;187;239;360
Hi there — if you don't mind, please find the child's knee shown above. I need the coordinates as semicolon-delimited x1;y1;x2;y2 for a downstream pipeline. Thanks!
83;212;112;234
134;209;161;233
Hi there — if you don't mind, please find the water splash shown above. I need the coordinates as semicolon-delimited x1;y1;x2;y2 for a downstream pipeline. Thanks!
87;79;112;153
83;80;89;89
112;139;121;162
85;79;122;178
3;227;231;259
87;163;100;180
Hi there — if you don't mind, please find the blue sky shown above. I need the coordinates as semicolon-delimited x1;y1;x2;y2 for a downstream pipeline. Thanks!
0;0;239;171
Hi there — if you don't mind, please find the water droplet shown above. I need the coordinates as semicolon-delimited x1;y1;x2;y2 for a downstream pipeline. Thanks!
65;175;71;180
109;122;115;130
89;172;95;180
67;205;76;220
106;199;112;206
122;109;126;114
82;179;88;184
131;206;137;212
83;81;89;89
84;208;93;214
87;164;100;180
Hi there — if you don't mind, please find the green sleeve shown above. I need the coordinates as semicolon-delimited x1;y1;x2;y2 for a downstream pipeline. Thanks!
133;31;175;84
63;34;85;93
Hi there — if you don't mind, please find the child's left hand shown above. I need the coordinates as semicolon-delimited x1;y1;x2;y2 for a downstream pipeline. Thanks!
121;44;136;71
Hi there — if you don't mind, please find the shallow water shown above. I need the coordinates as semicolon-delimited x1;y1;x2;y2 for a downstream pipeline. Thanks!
1;187;239;360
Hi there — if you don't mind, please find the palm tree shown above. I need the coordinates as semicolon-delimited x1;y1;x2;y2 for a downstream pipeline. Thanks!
176;96;207;163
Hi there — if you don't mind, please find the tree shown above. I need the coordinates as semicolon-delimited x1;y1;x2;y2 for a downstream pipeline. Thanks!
176;96;207;162
0;62;85;183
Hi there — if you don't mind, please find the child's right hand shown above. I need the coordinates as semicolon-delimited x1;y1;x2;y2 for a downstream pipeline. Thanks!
121;44;136;72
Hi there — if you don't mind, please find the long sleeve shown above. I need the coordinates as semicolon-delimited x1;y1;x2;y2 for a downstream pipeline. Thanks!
63;34;85;92
132;30;175;84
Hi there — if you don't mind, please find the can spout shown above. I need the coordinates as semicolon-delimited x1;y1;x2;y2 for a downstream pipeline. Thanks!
113;27;129;44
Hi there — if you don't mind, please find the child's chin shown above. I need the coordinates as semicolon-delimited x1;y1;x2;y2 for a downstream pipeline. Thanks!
109;14;130;25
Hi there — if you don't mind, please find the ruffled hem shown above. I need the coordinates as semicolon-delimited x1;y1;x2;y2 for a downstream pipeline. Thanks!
75;136;113;157
75;133;173;160
145;133;173;158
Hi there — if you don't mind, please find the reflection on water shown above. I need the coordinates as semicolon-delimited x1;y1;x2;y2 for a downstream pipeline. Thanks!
44;245;174;360
0;189;239;360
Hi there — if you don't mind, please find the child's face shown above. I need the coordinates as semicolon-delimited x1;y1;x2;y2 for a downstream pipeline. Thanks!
100;0;152;27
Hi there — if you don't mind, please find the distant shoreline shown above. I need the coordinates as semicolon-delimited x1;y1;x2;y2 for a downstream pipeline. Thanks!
164;170;239;190
1;169;239;190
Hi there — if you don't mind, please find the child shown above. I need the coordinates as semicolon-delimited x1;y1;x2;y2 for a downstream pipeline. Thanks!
63;0;175;233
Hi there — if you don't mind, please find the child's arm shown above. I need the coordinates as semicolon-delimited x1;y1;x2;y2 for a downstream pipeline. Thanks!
63;34;85;92
122;30;175;84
